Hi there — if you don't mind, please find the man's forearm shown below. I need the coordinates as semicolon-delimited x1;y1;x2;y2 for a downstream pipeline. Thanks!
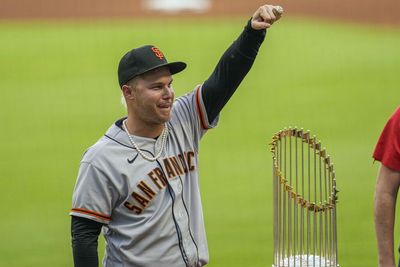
201;5;283;123
201;19;266;123
375;191;396;267
71;216;103;267
72;242;99;267
374;165;400;267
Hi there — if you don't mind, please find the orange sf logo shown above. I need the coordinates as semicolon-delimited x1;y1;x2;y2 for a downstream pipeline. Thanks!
151;47;164;60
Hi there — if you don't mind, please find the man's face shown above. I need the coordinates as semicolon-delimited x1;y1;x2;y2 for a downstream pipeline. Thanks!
130;67;174;127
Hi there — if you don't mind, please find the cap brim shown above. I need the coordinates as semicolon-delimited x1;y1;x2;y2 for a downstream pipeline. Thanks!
138;61;186;78
166;61;187;75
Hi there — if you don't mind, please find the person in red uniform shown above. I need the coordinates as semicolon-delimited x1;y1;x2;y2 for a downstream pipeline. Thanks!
373;107;400;267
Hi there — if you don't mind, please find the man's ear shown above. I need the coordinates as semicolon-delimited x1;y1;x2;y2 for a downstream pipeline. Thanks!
122;85;135;100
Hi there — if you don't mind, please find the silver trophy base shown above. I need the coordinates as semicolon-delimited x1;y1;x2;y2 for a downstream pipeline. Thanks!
273;255;338;267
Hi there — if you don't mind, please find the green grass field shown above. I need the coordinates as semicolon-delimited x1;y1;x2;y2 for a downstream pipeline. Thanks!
1;16;400;266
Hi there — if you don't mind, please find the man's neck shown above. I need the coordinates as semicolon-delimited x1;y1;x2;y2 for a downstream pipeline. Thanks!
124;117;164;139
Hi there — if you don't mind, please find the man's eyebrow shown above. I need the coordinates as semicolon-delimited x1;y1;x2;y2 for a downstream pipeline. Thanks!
149;78;173;86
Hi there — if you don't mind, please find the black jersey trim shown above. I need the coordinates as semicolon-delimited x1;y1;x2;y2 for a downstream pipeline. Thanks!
104;134;133;149
114;117;127;129
127;154;139;164
155;160;190;267
104;135;155;157
178;175;200;266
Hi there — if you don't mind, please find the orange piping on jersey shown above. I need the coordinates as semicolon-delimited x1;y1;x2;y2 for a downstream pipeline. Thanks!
71;208;111;221
196;87;208;130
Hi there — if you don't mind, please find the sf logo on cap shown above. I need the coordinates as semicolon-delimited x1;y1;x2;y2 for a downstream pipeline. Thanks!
151;47;164;60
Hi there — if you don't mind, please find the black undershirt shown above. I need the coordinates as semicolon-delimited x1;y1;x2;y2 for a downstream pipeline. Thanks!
201;19;266;124
71;217;102;267
71;19;266;267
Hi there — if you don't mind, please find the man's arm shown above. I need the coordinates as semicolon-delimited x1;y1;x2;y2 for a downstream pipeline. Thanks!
201;4;283;123
71;216;103;267
374;164;400;267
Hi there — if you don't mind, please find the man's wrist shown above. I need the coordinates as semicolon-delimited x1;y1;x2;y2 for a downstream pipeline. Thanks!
246;18;267;35
378;257;396;267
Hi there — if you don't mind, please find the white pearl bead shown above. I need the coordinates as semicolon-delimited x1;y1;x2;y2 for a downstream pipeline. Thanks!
122;119;168;162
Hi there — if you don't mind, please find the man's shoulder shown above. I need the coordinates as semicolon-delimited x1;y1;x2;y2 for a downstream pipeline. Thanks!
172;85;202;114
81;121;126;164
391;107;400;121
385;107;400;133
81;135;113;164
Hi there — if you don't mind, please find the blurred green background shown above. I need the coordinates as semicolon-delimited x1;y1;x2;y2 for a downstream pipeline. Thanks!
0;16;399;266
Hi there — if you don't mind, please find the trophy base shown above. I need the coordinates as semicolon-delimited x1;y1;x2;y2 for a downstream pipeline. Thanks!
272;254;338;267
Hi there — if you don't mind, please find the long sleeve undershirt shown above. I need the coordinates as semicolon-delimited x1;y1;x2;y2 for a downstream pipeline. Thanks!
71;217;102;267
71;19;266;267
201;19;266;123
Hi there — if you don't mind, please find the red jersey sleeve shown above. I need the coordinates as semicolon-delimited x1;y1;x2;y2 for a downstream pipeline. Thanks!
373;107;400;171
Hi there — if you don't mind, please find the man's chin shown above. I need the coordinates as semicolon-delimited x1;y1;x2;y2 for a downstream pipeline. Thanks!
158;110;172;122
157;114;171;124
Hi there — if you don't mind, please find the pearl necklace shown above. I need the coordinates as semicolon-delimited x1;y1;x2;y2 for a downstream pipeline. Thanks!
122;119;168;162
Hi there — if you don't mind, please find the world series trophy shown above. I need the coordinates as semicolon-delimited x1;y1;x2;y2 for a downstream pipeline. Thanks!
270;128;339;267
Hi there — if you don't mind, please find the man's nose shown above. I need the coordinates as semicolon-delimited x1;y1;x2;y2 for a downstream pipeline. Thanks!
162;86;173;99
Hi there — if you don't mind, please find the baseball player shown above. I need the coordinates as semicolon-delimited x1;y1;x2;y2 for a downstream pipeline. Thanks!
70;4;283;267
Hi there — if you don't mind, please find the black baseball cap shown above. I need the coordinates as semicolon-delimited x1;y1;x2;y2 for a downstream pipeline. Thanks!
118;45;187;87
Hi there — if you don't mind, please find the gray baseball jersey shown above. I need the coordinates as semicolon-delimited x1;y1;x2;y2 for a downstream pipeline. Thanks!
70;85;218;267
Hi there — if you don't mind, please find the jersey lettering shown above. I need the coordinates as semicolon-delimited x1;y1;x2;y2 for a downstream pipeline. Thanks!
124;151;196;214
178;154;188;173
148;169;166;189
123;202;143;214
169;156;184;176
132;192;150;207
153;167;167;186
137;181;156;199
164;158;177;178
187;151;195;171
